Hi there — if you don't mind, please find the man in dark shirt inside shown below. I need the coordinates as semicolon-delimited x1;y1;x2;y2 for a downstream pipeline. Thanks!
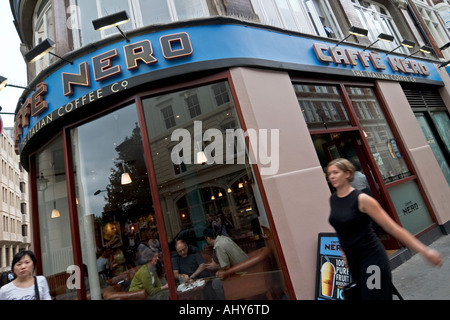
171;239;210;282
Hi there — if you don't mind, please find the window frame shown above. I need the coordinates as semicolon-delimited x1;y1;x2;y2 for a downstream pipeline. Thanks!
33;0;55;75
414;1;450;59
251;0;343;38
351;0;406;53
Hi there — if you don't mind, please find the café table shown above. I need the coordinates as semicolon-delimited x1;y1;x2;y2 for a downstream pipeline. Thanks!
177;279;208;300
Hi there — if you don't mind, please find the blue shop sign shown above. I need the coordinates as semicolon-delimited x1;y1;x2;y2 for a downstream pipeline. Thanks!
15;22;442;154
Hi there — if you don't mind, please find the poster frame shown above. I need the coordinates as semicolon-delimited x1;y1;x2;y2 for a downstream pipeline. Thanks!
315;232;352;300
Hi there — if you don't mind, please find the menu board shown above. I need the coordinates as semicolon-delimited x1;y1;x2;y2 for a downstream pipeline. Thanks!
315;233;352;300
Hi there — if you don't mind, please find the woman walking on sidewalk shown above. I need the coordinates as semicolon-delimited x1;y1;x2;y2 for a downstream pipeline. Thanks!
326;158;443;300
0;250;51;300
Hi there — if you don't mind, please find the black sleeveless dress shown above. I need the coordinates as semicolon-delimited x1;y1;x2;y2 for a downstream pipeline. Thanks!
329;189;392;300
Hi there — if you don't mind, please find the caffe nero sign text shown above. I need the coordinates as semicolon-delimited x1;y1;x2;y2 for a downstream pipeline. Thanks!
14;32;192;153
14;23;441;155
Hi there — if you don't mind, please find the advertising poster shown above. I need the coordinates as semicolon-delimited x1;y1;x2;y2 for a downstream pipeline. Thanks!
315;233;352;300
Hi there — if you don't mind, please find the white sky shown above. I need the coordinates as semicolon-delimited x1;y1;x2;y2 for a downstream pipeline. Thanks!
0;1;27;129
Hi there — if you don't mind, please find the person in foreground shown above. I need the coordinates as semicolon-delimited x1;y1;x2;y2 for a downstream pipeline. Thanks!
0;250;51;300
326;158;443;300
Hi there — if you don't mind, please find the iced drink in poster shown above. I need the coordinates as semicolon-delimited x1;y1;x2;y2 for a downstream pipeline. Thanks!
321;261;335;297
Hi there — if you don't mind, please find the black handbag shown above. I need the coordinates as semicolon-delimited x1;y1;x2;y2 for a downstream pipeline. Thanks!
34;276;40;300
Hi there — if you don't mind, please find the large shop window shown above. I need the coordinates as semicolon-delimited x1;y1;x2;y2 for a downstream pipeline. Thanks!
35;136;74;300
142;81;289;300
293;84;350;129
345;86;411;183
346;86;434;234
71;103;164;300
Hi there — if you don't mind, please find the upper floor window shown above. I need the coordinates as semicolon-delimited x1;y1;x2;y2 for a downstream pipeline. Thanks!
70;0;208;48
414;1;450;59
351;0;406;53
251;0;342;38
34;0;55;74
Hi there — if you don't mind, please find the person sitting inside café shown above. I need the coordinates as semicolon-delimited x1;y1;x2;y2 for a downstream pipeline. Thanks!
129;248;169;300
172;239;220;299
203;228;248;275
202;228;249;299
172;239;210;282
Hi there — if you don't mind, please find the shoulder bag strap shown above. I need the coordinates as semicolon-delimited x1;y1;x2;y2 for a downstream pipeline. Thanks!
34;276;40;300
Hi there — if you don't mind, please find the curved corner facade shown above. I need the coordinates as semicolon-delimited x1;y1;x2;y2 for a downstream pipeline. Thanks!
9;0;450;300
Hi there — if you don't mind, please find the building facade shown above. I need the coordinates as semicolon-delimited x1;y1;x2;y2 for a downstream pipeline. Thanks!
0;128;30;273
9;0;450;300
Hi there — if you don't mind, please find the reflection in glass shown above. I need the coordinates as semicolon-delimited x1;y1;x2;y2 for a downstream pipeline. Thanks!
71;104;165;300
293;84;350;130
143;81;290;300
35;136;74;299
347;87;411;183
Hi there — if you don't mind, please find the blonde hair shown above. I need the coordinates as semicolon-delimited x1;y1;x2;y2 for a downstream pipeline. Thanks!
326;158;356;182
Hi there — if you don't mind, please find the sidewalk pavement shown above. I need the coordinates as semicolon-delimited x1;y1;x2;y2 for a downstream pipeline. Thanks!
391;234;450;300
